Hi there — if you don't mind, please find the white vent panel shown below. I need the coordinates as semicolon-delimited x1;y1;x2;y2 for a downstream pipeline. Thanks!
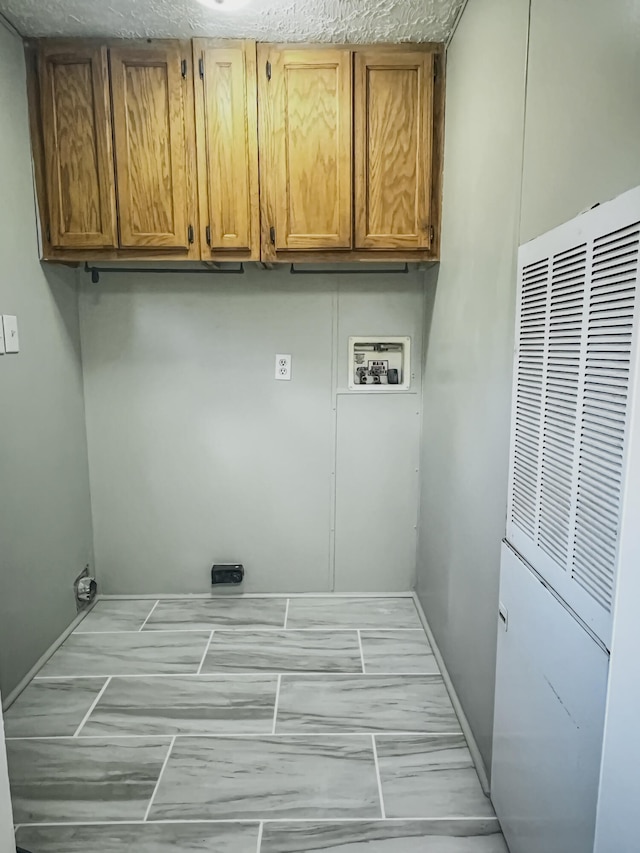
572;223;639;612
507;187;640;647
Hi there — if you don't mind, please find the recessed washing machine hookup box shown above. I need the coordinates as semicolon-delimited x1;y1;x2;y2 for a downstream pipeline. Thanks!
348;336;411;391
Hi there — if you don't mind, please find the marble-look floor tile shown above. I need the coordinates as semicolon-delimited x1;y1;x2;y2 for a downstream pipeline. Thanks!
16;822;260;853
202;630;362;673
286;598;422;630
4;678;107;738
376;735;495;819
143;598;287;631
75;600;157;633
149;735;381;820
260;820;508;852
360;631;439;674
7;737;170;823
276;675;461;733
81;674;277;736
36;631;211;677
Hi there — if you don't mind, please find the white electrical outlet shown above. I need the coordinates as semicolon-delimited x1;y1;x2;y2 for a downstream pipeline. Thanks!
275;354;292;381
2;315;19;353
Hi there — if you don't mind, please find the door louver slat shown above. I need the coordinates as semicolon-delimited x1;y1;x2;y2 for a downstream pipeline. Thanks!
537;247;585;566
511;259;548;537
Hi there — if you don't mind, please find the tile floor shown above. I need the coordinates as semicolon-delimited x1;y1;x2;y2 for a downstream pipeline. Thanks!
6;596;508;852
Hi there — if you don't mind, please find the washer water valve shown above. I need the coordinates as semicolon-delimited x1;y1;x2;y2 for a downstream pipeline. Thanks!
348;336;411;391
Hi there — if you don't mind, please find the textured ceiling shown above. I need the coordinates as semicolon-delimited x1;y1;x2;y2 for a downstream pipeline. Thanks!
0;0;464;42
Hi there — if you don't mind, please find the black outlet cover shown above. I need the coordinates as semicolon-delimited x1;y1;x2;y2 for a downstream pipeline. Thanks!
211;564;244;585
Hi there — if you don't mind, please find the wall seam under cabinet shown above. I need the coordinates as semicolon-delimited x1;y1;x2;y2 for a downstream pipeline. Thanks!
328;284;339;592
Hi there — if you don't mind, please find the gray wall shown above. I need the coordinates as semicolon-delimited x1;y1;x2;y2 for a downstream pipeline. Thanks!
79;267;424;594
520;0;640;244
417;0;640;776
416;0;530;772
0;23;93;696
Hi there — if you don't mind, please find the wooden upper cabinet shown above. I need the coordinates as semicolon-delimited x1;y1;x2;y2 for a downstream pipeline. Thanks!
109;42;195;251
27;38;444;263
38;43;117;249
259;46;352;255
355;48;436;251
194;40;259;259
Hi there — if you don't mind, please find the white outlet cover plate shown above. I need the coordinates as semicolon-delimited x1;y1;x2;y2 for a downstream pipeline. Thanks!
2;315;18;353
0;318;5;354
275;353;292;381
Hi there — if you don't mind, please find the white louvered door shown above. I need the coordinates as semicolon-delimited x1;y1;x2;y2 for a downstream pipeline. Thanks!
507;187;640;647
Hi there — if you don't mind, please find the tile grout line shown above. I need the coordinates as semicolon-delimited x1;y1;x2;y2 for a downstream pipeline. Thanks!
54;628;429;635
196;630;215;675
72;677;112;737
143;735;176;822
283;598;290;629
256;820;264;853
272;674;282;735
138;600;160;632
16;817;500;827
5;731;465;741
371;734;386;820
356;629;366;673
33;670;443;681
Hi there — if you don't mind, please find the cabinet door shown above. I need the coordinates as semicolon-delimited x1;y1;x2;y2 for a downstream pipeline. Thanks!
110;43;193;250
262;47;352;251
355;49;435;250
194;40;259;258
39;43;117;249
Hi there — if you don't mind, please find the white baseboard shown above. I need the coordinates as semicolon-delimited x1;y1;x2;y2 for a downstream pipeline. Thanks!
411;591;491;795
2;600;98;711
96;591;416;600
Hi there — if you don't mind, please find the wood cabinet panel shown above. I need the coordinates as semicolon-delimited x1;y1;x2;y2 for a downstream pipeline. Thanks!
27;38;444;265
260;46;352;254
355;49;435;250
110;42;194;251
194;40;259;259
39;43;117;249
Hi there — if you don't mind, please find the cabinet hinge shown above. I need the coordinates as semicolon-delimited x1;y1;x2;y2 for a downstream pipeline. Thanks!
188;224;194;244
266;60;272;81
46;224;51;243
433;55;439;82
181;59;188;79
198;57;204;80
205;225;211;246
429;225;435;245
269;225;276;245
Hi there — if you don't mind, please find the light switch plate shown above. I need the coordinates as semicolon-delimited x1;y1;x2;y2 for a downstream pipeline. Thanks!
0;317;5;354
2;315;19;353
